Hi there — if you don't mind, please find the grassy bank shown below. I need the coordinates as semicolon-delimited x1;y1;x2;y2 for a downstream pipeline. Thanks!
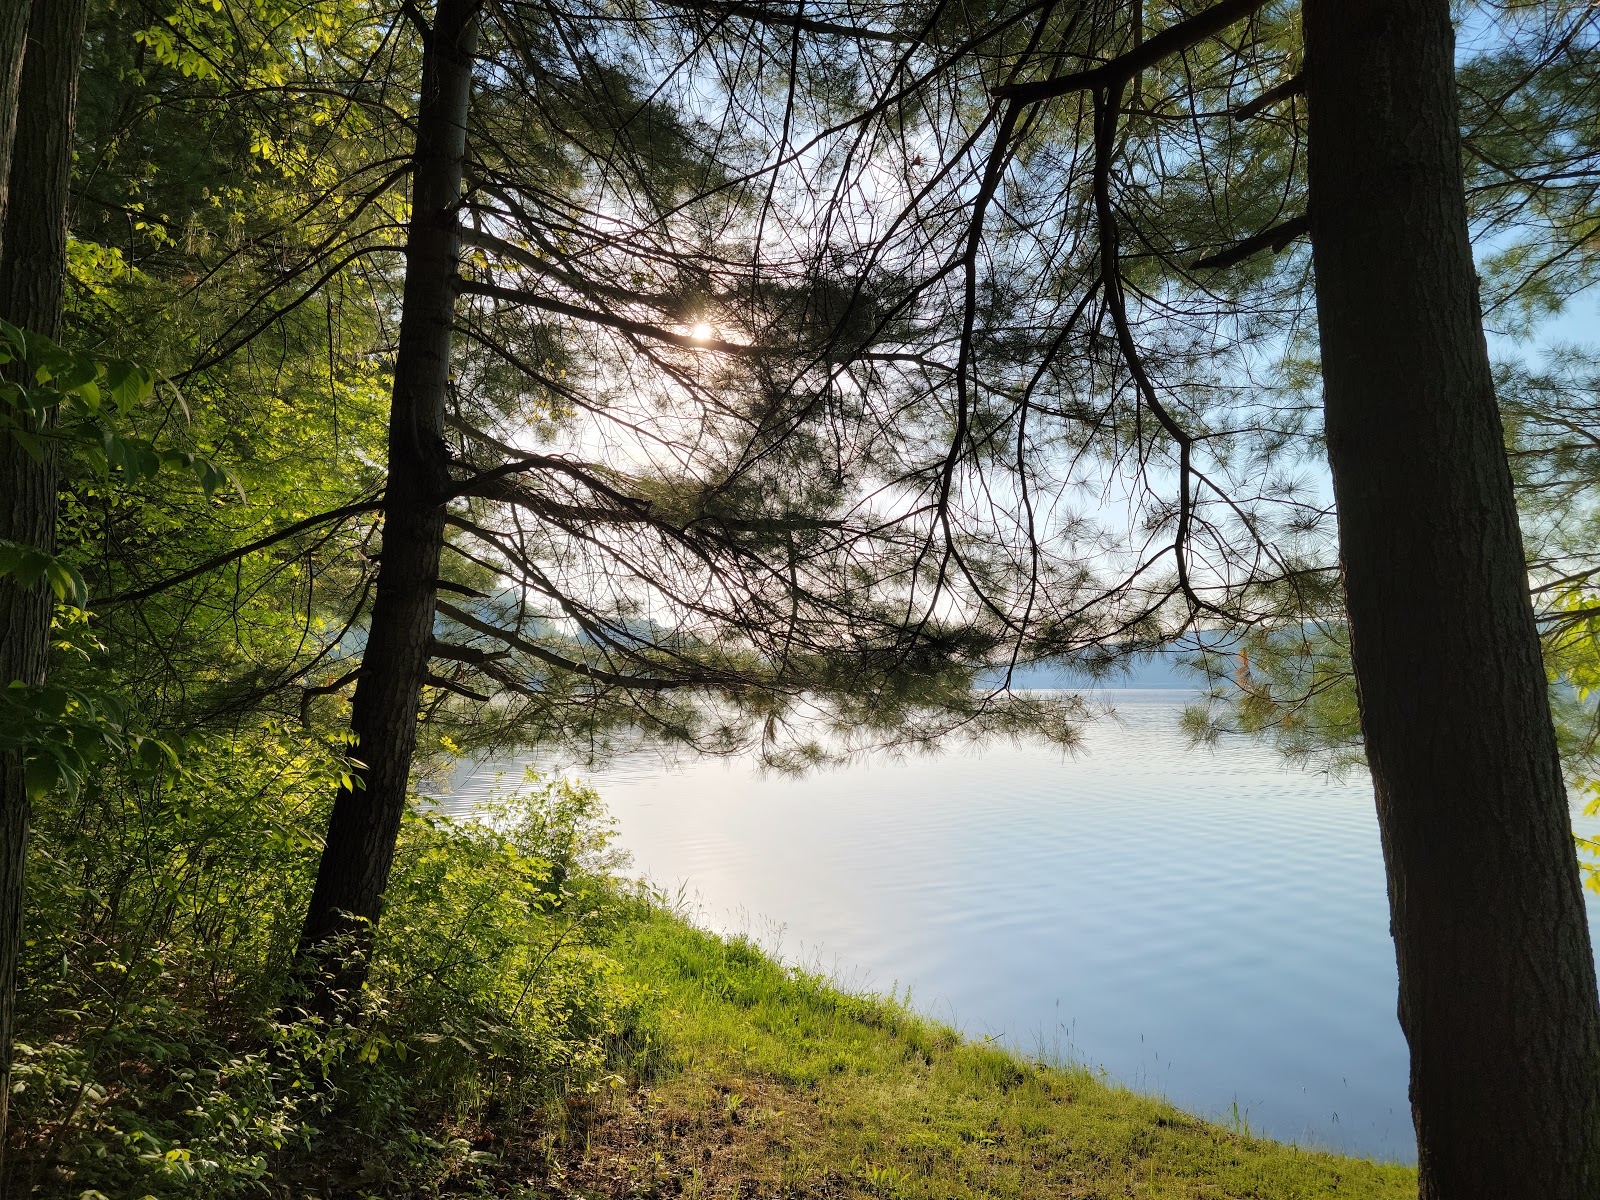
537;909;1416;1200
18;771;1415;1198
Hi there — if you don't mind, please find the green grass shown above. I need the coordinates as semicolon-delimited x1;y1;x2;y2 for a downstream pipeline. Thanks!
549;909;1418;1199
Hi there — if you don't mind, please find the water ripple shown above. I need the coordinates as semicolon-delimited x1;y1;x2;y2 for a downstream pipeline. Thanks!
436;690;1600;1165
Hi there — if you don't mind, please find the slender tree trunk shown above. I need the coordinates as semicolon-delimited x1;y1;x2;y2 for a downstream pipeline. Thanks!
0;0;87;1181
291;0;479;1012
0;0;31;257
1304;2;1600;1194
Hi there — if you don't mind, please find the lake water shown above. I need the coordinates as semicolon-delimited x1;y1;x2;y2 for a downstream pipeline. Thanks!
435;688;1600;1165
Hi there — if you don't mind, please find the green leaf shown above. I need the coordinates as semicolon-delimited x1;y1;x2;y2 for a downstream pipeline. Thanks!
163;377;192;423
130;442;162;480
53;352;101;393
104;359;156;410
24;332;73;382
42;558;89;607
33;687;72;719
0;319;24;364
0;541;52;590
0;543;88;606
134;735;180;777
23;753;60;799
194;458;244;500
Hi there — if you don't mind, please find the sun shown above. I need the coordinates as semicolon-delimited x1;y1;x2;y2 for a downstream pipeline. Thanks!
689;321;715;341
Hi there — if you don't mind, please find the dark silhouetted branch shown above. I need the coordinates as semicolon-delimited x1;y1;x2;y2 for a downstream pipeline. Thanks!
994;0;1269;104
103;498;383;607
300;667;362;726
1233;73;1303;121
423;672;491;702
651;0;911;43
435;599;694;690
1192;214;1310;270
456;277;760;356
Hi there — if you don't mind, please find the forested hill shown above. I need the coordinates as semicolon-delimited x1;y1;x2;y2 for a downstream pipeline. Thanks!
979;653;1196;691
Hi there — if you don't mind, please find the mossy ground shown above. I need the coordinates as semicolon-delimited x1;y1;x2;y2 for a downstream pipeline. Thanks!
525;910;1416;1199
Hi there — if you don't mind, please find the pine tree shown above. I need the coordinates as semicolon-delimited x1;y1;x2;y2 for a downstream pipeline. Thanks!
783;0;1600;1188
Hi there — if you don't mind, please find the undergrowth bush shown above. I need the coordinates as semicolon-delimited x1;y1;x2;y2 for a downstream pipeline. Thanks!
13;733;654;1198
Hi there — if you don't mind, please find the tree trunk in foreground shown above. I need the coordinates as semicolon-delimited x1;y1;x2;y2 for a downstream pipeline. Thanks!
0;0;31;259
291;0;479;1013
1304;2;1600;1194
0;0;87;1178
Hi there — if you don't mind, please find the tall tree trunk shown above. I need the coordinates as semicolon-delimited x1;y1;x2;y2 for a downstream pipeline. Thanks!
0;0;31;257
0;0;88;1180
291;0;479;1011
1304;2;1600;1194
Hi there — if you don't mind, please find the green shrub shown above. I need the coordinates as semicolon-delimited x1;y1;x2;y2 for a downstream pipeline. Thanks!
14;735;648;1197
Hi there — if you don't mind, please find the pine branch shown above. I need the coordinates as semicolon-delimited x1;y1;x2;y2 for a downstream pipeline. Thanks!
103;497;383;607
1233;73;1303;121
424;672;492;702
299;667;362;726
650;0;911;43
456;277;758;356
1191;214;1310;270
434;578;490;598
429;638;511;666
994;0;1269;104
435;600;695;690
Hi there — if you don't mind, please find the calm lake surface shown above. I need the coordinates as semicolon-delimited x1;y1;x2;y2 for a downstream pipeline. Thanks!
436;688;1600;1165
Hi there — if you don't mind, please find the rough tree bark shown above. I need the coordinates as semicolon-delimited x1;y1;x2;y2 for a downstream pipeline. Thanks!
0;0;89;1177
0;0;31;256
1304;2;1600;1194
291;0;480;1011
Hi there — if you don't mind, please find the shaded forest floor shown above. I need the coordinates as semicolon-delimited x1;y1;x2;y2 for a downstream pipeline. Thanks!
499;911;1416;1200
